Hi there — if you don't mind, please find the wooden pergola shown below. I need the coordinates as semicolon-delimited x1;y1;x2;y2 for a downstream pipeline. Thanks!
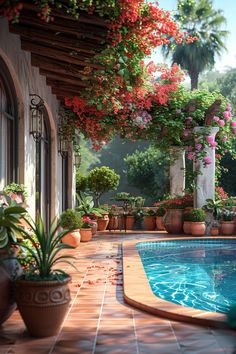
9;2;109;102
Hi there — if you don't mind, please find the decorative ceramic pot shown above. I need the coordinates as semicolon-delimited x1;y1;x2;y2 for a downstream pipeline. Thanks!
144;216;156;231
125;216;135;230
156;216;165;231
15;277;71;337
108;216;119;230
183;221;192;235
0;250;22;325
62;229;81;247
221;221;235;236
80;228;92;242
97;215;109;231
163;209;184;234
191;222;206;236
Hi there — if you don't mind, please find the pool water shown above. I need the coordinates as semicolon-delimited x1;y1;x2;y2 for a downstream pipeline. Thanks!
137;239;236;313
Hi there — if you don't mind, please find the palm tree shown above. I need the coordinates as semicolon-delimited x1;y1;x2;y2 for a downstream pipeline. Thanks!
162;0;229;90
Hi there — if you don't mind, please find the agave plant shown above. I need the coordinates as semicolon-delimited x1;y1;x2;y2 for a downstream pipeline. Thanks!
0;192;26;249
18;217;77;280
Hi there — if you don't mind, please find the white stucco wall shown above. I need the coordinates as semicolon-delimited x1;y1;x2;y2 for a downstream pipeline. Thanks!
0;18;65;219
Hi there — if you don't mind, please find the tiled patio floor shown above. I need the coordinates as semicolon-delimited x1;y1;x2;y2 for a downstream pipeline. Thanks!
0;232;236;354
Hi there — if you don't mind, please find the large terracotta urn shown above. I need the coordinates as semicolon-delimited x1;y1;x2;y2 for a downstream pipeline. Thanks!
62;229;81;247
163;209;184;234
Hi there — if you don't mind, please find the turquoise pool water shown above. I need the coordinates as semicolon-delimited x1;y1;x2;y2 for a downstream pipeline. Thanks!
137;239;236;313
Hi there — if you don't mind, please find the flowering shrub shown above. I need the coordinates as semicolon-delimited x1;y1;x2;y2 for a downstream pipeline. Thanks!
81;216;94;228
155;194;193;209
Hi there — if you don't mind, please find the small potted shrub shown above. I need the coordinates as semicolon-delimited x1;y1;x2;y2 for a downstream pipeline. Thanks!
108;204;119;231
60;209;82;247
155;206;166;231
80;216;94;242
183;211;192;235
220;209;235;235
143;209;156;231
189;208;206;236
15;217;76;337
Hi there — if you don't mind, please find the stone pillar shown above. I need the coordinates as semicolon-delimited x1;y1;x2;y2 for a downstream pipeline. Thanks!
169;147;185;197
194;127;219;208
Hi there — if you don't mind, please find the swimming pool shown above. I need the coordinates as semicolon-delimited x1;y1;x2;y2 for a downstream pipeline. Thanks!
137;239;236;314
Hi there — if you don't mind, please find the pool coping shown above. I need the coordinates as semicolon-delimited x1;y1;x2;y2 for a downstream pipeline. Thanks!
122;236;236;328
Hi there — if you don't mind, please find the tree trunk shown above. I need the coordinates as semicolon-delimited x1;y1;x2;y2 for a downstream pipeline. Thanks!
190;71;199;90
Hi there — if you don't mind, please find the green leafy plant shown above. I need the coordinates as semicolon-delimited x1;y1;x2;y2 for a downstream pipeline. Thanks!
18;217;77;280
87;166;120;206
183;212;192;222
156;206;166;217
220;210;235;222
0;193;27;249
203;199;223;221
3;183;28;201
143;209;156;216
76;193;103;218
189;209;206;222
60;209;82;229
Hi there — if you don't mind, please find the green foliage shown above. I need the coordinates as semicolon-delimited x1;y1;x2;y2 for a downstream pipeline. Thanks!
183;212;192;221
3;183;28;201
220;210;235;221
217;68;236;107
156;206;166;217
76;171;88;195
124;146;168;201
203;198;223;221
60;209;82;229
76;193;103;217
143;209;156;216
0;193;27;249
189;208;206;222
79;137;101;174
87;166;120;206
18;217;77;280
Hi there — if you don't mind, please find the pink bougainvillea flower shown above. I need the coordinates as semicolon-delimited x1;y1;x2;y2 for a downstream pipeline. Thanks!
232;128;236;134
210;141;217;149
206;135;215;144
195;143;202;151
203;156;212;165
230;121;236;127
222;136;228;142
187;152;194;160
185;146;192;152
213;116;220;122
218;119;225;127
223;111;231;120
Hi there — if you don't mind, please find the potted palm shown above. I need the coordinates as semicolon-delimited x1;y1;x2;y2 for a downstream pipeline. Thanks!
15;217;76;337
60;209;82;247
220;209;235;235
189;209;206;236
0;192;26;325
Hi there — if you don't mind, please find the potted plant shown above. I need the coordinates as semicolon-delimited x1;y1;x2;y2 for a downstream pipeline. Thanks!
60;209;82;247
155;206;166;231
183;211;192;235
15;217;76;337
3;182;28;204
203;198;223;236
163;197;185;234
143;209;156;231
87;166;120;207
0;192;26;325
108;204;119;231
80;216;94;242
220;209;235;235
189;208;206;236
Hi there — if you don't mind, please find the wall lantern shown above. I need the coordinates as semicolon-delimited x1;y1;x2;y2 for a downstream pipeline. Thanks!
58;129;69;159
74;146;82;167
29;94;45;142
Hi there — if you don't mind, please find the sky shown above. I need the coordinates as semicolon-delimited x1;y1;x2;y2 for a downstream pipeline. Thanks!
150;0;236;72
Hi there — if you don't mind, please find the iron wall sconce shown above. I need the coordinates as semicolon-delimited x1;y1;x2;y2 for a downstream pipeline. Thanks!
29;94;45;142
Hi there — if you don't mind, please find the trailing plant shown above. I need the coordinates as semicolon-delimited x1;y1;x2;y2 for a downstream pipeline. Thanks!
17;217;77;281
3;183;28;201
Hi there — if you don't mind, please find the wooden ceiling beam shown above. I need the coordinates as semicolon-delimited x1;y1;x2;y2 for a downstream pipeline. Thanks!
51;88;81;97
40;69;88;87
21;40;103;69
46;78;85;92
22;2;109;28
10;25;103;54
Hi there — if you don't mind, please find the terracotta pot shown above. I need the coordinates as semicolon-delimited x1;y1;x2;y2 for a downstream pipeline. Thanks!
80;228;92;242
156;216;165;231
163;209;184;234
15;277;71;337
210;227;219;236
221;221;235;236
97;215;109;231
183;221;191;235
0;250;22;325
108;216;119;230
191;222;206;236
91;221;98;236
62;229;81;247
125;216;135;230
144;216;156;231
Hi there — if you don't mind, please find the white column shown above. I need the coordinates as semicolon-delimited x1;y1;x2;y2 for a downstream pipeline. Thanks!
194;127;219;208
169;147;185;197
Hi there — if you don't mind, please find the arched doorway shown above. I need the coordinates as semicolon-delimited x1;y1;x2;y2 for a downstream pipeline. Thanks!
0;58;18;189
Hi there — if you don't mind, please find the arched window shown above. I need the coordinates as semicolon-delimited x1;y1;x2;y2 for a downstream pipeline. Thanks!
0;58;18;189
